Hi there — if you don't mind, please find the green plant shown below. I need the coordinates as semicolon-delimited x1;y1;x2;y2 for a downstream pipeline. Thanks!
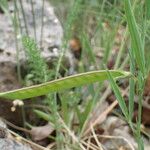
106;1;149;150
1;0;150;149
22;36;51;83
0;70;130;99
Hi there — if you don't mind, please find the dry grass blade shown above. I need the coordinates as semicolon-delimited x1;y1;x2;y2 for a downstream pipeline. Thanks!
91;125;103;150
87;136;92;150
59;117;86;150
9;129;49;150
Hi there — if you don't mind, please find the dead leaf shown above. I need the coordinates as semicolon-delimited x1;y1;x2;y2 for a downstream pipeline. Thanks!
31;123;54;141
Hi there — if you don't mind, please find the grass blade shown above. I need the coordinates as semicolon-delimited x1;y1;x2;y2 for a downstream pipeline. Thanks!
128;49;135;121
0;70;131;100
124;0;145;75
0;0;8;13
107;70;129;119
146;0;150;19
34;110;52;121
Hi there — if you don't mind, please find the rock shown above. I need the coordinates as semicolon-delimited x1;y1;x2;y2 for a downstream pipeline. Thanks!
0;138;32;150
0;0;63;64
101;116;137;150
0;118;32;150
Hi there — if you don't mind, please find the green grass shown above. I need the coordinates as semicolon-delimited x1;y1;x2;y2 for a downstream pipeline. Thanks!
0;0;150;149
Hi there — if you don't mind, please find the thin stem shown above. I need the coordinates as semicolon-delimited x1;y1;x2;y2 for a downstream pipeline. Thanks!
19;0;29;35
30;0;37;41
14;0;21;82
40;0;45;47
114;28;128;69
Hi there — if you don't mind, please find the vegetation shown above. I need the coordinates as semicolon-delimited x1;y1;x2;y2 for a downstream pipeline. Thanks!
0;0;150;150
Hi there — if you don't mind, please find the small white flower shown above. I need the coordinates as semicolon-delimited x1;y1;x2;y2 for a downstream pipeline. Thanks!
11;107;16;112
13;99;24;106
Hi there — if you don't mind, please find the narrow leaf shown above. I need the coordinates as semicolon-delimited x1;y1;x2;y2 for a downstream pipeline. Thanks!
128;49;135;120
107;70;129;119
146;0;150;19
124;0;145;75
0;70;131;100
34;110;51;121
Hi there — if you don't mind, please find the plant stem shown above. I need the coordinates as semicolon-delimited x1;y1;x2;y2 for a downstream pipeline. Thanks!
30;0;37;42
40;0;45;48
